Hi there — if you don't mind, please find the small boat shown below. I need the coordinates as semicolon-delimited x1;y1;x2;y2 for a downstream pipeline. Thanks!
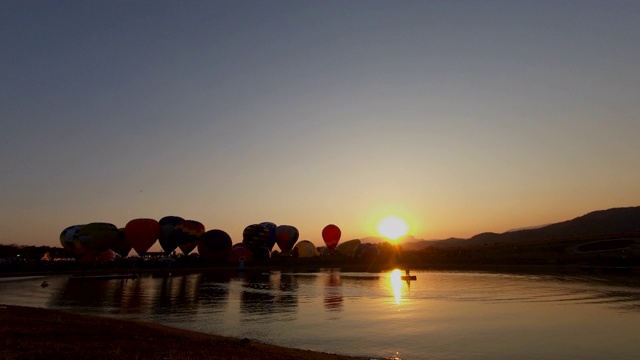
401;275;417;281
69;274;137;281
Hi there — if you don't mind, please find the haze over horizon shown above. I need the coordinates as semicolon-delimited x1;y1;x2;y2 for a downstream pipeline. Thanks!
2;1;640;250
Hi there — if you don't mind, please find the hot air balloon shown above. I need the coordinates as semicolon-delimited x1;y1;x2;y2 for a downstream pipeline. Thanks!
336;239;361;257
198;229;232;261
124;218;160;255
227;243;253;264
260;222;278;250
242;224;270;250
96;249;117;264
111;228;132;257
60;225;85;256
174;220;205;255
158;216;184;255
293;240;320;258
355;243;379;262
275;225;299;254
322;224;341;251
252;247;271;261
78;223;119;253
77;252;98;265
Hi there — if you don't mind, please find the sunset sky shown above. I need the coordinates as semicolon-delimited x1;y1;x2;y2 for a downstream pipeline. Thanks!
2;1;639;250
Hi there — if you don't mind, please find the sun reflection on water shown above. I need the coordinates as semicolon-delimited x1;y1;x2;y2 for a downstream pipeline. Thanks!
389;269;403;304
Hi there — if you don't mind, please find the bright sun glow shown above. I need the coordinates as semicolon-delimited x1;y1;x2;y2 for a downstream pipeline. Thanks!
377;216;409;240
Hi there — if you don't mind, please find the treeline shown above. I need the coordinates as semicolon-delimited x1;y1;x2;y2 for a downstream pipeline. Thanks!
0;244;67;261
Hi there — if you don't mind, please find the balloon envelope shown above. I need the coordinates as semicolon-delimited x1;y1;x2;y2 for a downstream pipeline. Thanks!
198;229;233;261
252;247;271;261
158;216;184;254
125;218;160;255
227;244;253;263
260;222;278;250
294;240;320;258
174;220;205;255
112;228;132;257
60;225;84;256
275;225;299;254
242;224;271;250
355;243;379;262
96;249;117;264
322;224;341;251
79;223;119;252
336;239;361;257
77;252;99;265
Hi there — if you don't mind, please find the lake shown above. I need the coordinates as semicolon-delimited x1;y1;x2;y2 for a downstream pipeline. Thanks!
2;269;640;359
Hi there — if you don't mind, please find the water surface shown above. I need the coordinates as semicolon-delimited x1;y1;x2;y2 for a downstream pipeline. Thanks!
2;269;640;359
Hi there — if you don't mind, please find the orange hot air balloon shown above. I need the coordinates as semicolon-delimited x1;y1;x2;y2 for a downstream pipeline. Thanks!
124;218;160;255
322;224;341;251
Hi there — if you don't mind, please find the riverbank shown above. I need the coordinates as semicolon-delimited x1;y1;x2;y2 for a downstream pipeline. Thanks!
0;305;366;360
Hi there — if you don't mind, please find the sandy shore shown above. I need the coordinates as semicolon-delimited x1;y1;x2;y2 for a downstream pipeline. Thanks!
0;305;367;360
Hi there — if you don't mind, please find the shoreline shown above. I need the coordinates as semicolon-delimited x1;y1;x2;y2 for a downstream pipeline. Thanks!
2;262;638;279
0;304;367;360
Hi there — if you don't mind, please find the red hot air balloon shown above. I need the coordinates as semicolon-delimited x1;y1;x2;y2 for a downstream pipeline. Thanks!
198;229;233;261
227;243;253;264
322;224;341;251
275;225;299;254
124;218;160;255
174;220;205;255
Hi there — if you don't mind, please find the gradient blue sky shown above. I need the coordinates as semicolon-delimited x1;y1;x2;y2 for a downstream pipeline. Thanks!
2;0;639;249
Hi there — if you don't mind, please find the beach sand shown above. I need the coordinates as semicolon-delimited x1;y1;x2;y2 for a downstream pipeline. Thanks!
0;305;367;360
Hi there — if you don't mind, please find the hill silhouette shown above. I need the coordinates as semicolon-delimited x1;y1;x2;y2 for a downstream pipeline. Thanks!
401;206;640;250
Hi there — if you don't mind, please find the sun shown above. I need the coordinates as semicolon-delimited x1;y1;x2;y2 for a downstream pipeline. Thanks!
377;216;409;240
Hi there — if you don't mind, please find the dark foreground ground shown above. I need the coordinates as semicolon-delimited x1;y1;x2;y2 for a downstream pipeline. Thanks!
0;305;366;360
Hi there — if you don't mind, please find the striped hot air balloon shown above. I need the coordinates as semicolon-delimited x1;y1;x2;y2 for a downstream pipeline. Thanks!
174;220;205;255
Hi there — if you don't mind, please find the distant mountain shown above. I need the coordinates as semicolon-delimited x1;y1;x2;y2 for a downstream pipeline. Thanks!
359;235;468;250
395;206;640;250
400;237;467;251
463;206;640;246
505;224;551;232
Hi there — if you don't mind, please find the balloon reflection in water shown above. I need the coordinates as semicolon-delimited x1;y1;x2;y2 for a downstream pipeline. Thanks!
240;272;298;322
389;269;403;304
324;272;343;314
